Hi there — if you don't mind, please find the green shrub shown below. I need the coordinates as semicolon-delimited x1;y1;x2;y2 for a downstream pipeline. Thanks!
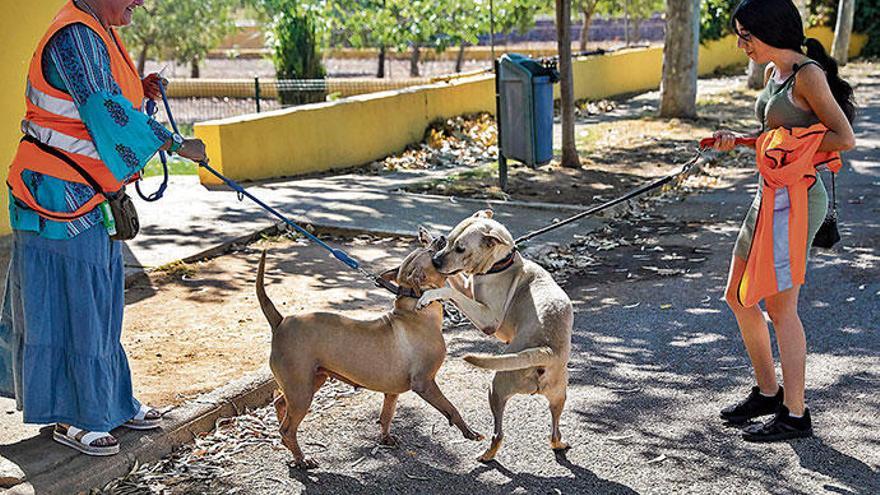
264;1;327;105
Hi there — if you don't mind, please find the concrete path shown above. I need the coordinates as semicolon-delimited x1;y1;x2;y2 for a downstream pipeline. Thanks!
121;172;602;277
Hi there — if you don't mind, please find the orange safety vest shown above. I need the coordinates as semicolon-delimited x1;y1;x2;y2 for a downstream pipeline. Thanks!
737;123;842;307
6;0;144;221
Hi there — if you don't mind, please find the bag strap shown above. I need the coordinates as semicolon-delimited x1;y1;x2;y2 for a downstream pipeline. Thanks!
21;135;110;198
830;171;837;213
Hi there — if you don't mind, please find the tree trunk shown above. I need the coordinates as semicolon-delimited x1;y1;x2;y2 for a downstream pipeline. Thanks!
831;0;855;66
660;0;700;118
455;43;466;73
624;0;630;46
190;58;200;79
137;44;149;76
377;46;386;78
631;18;642;43
410;44;421;77
579;8;594;52
556;0;580;168
747;60;767;89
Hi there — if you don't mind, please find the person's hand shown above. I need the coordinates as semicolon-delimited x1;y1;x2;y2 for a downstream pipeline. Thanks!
177;138;208;163
712;130;739;152
142;73;167;100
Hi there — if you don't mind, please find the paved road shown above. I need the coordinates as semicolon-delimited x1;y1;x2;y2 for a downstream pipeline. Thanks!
118;67;879;494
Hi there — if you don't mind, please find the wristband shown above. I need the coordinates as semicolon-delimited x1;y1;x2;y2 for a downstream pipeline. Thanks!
169;133;184;154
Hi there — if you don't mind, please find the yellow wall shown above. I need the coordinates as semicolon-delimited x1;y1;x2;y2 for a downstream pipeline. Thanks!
0;0;65;235
196;75;494;184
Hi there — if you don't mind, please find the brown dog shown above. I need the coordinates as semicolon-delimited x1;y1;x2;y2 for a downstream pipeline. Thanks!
416;210;573;461
256;229;483;469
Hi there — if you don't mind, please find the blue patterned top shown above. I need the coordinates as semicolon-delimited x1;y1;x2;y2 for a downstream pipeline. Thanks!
9;23;173;239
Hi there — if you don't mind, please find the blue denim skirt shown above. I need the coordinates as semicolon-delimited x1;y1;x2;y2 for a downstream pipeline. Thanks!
0;224;139;431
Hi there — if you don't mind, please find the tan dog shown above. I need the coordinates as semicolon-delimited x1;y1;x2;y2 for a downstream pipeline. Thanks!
256;229;483;469
416;210;573;461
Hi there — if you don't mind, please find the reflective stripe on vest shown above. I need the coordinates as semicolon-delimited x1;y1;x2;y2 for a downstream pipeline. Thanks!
21;119;100;160
26;80;80;120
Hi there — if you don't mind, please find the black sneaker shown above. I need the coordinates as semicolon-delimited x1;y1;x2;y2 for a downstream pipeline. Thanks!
742;405;812;442
720;385;784;424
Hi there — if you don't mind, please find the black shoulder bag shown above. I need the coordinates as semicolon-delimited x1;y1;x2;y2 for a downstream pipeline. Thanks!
22;135;139;241
812;172;840;248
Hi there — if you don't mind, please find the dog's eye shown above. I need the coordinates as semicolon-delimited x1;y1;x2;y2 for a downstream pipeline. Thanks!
455;245;465;254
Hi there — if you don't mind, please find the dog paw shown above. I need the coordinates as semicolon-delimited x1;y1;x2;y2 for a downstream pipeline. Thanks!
550;440;570;451
291;458;319;470
380;434;399;447
478;452;496;463
463;429;484;442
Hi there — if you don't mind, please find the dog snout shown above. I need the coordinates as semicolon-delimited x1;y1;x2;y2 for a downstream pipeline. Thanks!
431;254;443;269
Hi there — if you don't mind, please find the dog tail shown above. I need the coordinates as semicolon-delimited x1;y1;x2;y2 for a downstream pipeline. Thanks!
256;250;283;330
463;346;554;371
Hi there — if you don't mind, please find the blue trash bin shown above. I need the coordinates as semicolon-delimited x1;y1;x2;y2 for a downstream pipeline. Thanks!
498;54;558;167
532;75;554;165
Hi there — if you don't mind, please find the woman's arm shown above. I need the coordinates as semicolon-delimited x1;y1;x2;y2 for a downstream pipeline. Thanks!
45;25;205;177
793;65;855;153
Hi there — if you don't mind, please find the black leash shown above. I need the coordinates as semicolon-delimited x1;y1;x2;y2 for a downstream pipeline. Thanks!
514;150;706;246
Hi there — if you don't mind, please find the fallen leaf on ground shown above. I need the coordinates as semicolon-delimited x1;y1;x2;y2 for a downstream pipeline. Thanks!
608;433;635;441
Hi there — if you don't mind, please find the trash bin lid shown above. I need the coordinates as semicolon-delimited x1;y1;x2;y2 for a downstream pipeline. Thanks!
500;53;559;82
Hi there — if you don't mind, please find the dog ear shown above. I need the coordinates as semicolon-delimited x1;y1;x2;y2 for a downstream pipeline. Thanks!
379;266;399;283
481;230;508;248
417;226;434;247
471;209;494;219
430;234;447;251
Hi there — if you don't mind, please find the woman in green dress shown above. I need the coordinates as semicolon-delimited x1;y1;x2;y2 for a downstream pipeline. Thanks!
712;0;855;442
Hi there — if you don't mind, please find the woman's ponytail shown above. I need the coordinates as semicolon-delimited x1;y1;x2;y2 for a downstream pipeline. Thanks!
803;37;856;123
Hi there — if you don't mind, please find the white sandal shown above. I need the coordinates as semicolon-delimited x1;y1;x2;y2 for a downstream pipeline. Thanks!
53;424;119;456
124;404;163;430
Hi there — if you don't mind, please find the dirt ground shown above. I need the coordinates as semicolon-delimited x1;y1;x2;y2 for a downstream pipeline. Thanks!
123;233;418;407
405;84;760;205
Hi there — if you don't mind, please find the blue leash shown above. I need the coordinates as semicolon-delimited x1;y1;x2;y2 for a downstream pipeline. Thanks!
137;96;169;202
153;80;401;292
196;159;360;270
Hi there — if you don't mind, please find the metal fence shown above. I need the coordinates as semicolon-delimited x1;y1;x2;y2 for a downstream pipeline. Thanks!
155;75;479;125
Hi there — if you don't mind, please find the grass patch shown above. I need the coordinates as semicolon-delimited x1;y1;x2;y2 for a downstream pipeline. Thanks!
142;156;199;178
140;122;198;177
154;260;197;278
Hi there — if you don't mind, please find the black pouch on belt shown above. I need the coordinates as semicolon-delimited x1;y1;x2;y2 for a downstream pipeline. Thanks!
106;188;140;241
812;172;840;249
21;135;140;241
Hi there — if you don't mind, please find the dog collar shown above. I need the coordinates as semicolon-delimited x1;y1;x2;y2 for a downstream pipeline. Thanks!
395;286;421;299
374;277;421;298
482;249;517;275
